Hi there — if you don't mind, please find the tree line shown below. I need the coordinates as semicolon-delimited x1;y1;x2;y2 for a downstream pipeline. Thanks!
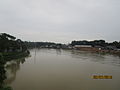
0;33;29;90
71;40;120;49
0;33;28;52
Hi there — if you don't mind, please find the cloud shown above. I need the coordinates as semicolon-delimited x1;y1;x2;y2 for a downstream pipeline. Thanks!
0;0;120;43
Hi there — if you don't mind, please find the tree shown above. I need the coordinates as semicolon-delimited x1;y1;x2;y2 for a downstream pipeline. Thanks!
0;33;28;52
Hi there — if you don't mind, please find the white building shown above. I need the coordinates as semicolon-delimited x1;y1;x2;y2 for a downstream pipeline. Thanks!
74;45;92;48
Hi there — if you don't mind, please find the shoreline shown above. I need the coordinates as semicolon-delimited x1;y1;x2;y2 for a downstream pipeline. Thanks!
73;48;120;56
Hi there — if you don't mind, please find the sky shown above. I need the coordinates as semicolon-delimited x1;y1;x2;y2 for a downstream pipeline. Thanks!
0;0;120;43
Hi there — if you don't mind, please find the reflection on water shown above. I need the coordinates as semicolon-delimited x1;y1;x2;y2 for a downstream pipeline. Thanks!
56;49;62;55
5;49;120;90
70;50;120;66
5;58;25;84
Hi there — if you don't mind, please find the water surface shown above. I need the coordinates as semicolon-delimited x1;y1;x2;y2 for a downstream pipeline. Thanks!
5;49;120;90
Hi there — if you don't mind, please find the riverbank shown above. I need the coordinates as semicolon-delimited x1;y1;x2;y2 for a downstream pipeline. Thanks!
0;51;30;90
74;47;120;56
1;51;30;61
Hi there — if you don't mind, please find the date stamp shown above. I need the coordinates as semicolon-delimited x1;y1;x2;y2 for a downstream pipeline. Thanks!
93;75;112;79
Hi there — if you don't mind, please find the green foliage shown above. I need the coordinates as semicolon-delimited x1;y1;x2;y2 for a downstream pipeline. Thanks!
24;41;63;49
71;40;106;46
71;40;120;49
0;33;29;90
0;33;27;52
0;86;13;90
0;61;6;88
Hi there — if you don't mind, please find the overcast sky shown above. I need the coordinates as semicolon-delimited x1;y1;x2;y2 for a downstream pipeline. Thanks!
0;0;120;43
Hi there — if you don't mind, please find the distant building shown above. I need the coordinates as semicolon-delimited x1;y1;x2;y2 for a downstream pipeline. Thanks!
74;45;92;48
73;45;99;51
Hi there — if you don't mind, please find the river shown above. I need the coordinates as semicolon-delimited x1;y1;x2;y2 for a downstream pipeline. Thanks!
5;49;120;90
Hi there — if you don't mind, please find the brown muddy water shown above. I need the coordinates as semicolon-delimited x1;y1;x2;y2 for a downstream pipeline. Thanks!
5;49;120;90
